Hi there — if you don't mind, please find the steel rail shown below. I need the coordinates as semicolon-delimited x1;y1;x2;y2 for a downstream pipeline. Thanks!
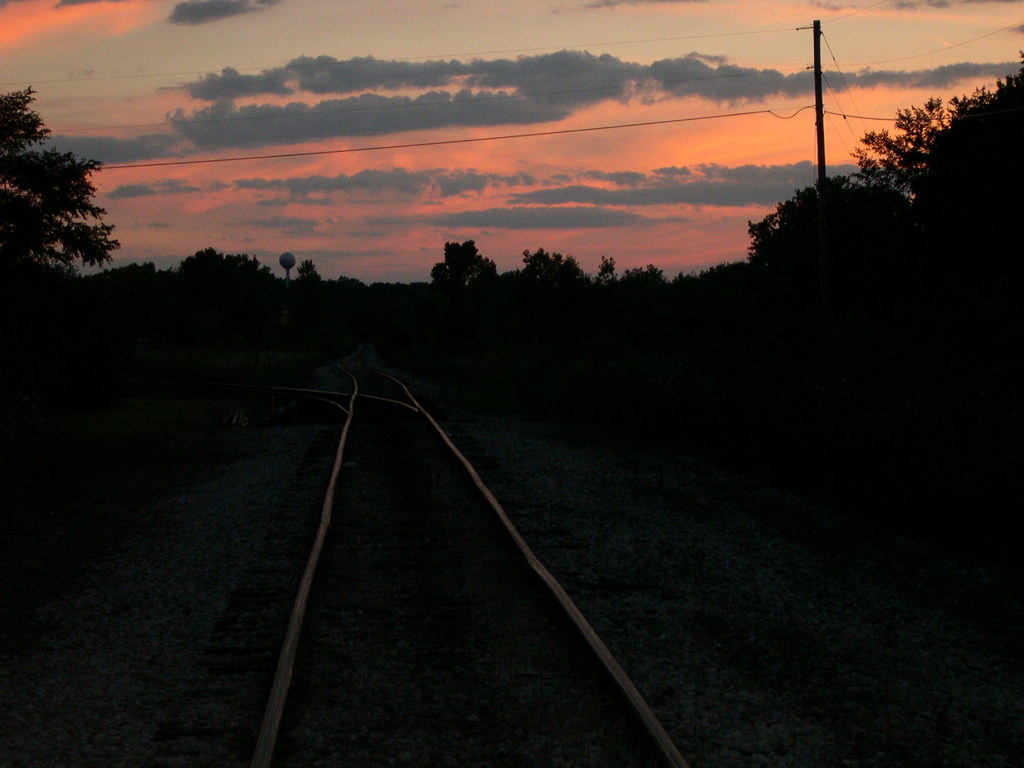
372;367;690;768
250;368;358;768
356;391;420;413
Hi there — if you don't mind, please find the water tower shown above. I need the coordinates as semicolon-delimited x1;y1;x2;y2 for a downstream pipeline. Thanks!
279;251;296;287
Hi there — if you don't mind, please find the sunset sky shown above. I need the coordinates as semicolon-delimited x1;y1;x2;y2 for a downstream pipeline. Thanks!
4;0;1021;282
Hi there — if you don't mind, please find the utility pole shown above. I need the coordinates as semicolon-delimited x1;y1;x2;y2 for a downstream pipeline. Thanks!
813;19;829;329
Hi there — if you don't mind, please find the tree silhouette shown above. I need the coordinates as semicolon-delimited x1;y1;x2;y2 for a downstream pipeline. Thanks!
518;247;587;289
176;247;278;347
853;97;950;199
747;176;915;316
913;60;1024;273
0;88;118;270
430;240;497;290
295;259;321;283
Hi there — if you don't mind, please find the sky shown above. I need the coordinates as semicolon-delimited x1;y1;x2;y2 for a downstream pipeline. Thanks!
3;0;1022;282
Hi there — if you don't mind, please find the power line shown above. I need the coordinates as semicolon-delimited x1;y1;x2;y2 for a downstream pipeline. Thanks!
57;65;809;135
825;0;891;24
825;102;1024;123
47;15;1023;137
814;17;1022;141
820;31;872;146
824;109;894;122
101;107;813;171
850;18;1024;66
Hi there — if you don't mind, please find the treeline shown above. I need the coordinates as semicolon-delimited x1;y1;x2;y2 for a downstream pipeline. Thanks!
389;225;1018;561
1;249;342;402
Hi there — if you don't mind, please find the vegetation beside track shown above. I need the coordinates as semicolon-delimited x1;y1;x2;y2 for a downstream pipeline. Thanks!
0;389;266;655
1;391;254;521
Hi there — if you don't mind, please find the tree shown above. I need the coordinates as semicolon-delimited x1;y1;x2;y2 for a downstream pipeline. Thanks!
518;247;587;289
0;88;118;269
747;175;915;316
913;60;1024;271
853;97;950;199
596;255;617;285
430;240;497;290
295;258;321;283
852;57;1024;277
620;264;666;286
175;247;278;347
289;258;328;349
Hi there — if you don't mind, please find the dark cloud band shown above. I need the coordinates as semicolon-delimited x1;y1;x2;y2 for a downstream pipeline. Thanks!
168;0;280;25
167;51;1017;151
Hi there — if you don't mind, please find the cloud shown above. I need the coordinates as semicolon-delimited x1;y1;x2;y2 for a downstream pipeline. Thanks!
45;133;182;164
420;205;649;229
167;51;1020;151
168;0;280;25
649;56;810;103
169;51;799;149
852;61;1021;90
285;56;468;96
246;215;320;235
508;161;859;208
895;0;1024;7
108;179;215;198
54;51;1019;165
0;0;131;4
433;170;534;196
581;170;650;186
814;0;1024;7
233;168;536;201
176;162;844;215
188;50;629;104
169;90;574;148
187;67;295;99
235;169;434;199
185;52;644;101
580;0;706;8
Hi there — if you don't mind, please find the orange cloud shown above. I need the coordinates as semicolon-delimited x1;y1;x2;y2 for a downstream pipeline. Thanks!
0;0;154;53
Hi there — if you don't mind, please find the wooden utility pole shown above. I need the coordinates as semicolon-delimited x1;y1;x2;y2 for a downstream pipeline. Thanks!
813;19;829;328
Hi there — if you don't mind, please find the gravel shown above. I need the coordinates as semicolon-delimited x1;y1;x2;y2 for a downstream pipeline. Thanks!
2;358;1021;768
455;414;1024;767
1;417;334;768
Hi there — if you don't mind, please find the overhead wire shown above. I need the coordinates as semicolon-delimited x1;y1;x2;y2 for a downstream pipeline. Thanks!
49;19;1018;172
821;32;871;135
817;15;1023;125
825;0;892;25
850;18;1024;66
818;31;874;155
824;109;894;122
41;10;1020;140
101;107;815;171
37;9;1018;173
55;65;811;135
828;103;1024;122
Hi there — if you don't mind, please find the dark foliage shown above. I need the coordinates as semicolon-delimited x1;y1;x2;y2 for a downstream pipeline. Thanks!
1;88;118;269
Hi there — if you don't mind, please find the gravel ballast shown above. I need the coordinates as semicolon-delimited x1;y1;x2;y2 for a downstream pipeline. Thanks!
2;360;1021;767
2;417;335;768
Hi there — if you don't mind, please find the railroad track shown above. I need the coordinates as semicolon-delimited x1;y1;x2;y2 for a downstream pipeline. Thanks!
247;349;688;767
